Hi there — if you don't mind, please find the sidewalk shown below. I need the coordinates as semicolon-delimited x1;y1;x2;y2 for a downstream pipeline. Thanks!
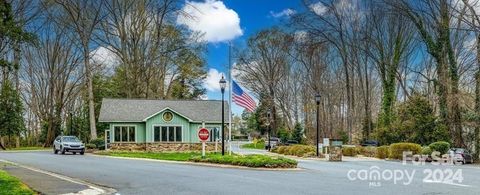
0;161;114;195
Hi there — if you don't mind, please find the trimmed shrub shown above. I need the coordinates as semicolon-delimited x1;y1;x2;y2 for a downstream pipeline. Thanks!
85;143;96;149
421;146;432;155
271;145;315;157
89;138;105;150
376;146;389;159
277;146;288;154
428;141;450;155
342;147;357;156
358;146;377;157
389;142;421;160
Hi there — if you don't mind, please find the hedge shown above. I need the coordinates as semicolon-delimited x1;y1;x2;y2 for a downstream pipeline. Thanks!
421;146;432;155
85;143;96;149
428;141;450;155
376;146;389;159
389;143;421;160
89;138;105;150
272;145;316;157
358;146;377;157
342;147;357;156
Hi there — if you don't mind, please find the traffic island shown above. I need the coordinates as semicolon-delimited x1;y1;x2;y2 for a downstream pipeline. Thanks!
94;151;297;169
190;154;297;168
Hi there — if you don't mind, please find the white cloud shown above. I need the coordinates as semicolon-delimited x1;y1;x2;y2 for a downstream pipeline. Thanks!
309;2;327;15
90;46;119;74
177;0;243;43
270;8;296;18
199;94;209;100
204;68;226;92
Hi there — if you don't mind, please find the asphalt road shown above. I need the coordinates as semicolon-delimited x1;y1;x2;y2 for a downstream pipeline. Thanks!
1;149;480;195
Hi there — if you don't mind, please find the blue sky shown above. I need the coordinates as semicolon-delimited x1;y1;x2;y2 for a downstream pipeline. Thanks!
177;0;305;115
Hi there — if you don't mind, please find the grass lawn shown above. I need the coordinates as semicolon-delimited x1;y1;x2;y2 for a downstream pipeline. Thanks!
95;151;200;161
240;142;265;150
0;169;36;195
96;151;297;168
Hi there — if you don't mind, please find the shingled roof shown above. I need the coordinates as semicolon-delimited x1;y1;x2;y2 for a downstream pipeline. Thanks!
99;98;229;123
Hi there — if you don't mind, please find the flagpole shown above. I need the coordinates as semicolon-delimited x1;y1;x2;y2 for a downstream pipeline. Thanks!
228;42;233;155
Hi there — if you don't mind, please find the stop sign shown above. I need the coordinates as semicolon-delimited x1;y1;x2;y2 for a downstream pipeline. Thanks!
198;128;209;142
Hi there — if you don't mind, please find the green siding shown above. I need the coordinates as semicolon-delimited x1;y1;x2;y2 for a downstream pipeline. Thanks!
145;109;191;142
106;109;222;143
109;122;146;143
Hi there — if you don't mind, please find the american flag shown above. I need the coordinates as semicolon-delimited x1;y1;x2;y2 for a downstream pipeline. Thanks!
232;80;256;112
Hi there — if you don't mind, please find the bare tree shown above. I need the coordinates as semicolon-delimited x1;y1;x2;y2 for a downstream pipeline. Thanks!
363;1;415;130
22;24;83;147
390;0;464;147
236;28;292;135
52;0;104;140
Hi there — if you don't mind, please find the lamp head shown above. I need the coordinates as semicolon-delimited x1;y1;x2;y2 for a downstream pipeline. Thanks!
219;75;227;93
315;93;321;104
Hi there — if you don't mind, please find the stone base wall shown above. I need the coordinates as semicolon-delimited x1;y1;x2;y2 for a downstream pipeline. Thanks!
109;142;219;152
110;143;146;151
327;146;343;161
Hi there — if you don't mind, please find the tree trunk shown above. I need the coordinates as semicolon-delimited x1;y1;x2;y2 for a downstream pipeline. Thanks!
0;137;5;150
475;34;480;160
84;47;97;140
442;1;463;147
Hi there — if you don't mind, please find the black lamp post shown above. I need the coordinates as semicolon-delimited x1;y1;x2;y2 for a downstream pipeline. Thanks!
315;93;321;157
219;75;227;156
70;112;73;135
267;109;271;151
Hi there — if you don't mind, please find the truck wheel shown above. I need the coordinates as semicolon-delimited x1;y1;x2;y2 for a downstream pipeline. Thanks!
53;147;58;154
80;150;84;155
73;152;76;155
61;146;65;155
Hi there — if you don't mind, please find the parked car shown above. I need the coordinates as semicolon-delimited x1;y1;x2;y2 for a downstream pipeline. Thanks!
361;140;379;147
448;148;474;164
53;136;85;155
265;137;281;150
284;140;299;146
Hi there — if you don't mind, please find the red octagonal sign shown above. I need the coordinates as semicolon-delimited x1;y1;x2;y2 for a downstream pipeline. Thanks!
198;128;209;142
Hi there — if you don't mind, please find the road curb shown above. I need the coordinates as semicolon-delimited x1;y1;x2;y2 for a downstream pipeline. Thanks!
0;149;50;153
89;153;302;171
0;159;116;195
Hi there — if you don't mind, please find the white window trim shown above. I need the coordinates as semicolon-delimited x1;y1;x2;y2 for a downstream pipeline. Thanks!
112;124;137;143
152;124;184;143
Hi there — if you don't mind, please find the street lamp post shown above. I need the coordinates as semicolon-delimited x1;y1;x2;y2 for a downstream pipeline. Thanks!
219;76;227;156
70;112;73;135
267;109;271;151
315;93;321;157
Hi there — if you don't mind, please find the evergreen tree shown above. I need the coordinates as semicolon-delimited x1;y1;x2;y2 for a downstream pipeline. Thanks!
292;123;303;143
0;81;25;148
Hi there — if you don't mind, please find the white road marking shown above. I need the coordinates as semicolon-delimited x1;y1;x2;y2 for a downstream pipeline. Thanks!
0;159;114;195
423;180;471;187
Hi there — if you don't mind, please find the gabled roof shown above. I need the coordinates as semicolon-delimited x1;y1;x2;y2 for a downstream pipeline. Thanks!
98;98;229;123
